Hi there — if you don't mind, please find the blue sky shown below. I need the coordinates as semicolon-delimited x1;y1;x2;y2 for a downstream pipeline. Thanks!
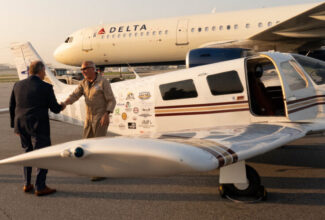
0;0;322;67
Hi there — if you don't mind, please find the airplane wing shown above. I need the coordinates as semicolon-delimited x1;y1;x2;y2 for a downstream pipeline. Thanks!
200;3;325;51
249;2;325;47
0;123;306;177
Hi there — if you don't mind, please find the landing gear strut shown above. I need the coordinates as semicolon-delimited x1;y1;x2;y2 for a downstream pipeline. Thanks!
219;165;267;202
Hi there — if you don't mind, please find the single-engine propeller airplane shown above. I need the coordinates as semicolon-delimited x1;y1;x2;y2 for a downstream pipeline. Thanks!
1;42;325;200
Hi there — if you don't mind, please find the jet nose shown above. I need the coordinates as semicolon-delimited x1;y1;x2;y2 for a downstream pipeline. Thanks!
53;44;66;64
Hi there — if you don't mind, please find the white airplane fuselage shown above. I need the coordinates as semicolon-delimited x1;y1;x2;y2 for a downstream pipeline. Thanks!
54;3;325;66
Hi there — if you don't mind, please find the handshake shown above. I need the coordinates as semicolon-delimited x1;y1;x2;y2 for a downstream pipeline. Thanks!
60;101;67;111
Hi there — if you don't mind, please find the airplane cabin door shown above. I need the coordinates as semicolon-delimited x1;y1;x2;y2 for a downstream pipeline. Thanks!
176;19;189;45
82;30;93;51
267;53;318;121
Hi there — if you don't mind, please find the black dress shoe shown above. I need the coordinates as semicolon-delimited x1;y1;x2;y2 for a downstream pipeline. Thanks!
35;186;56;196
91;177;106;182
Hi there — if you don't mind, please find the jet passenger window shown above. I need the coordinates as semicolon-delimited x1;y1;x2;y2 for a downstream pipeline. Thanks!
160;79;198;101
207;71;243;95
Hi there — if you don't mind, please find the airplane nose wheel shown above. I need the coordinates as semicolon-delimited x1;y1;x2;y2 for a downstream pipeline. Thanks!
218;165;267;202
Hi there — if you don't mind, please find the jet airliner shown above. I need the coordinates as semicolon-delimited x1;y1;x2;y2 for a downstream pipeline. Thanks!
54;2;325;67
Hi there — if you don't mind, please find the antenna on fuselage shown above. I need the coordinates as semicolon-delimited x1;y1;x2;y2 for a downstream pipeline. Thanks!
126;63;140;79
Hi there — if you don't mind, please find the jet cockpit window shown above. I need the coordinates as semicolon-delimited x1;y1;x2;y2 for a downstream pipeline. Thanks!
160;79;198;101
280;60;307;90
64;37;73;43
207;71;243;95
292;54;325;85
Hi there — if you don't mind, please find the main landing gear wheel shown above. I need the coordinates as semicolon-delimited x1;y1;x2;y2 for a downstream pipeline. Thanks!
218;165;267;203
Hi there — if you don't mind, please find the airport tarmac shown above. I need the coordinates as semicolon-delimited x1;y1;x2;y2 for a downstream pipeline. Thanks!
0;82;324;220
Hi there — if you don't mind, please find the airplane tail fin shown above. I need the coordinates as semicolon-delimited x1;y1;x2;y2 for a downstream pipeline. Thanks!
10;42;65;90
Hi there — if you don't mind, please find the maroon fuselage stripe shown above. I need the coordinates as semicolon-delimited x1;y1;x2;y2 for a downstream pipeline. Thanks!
155;101;249;109
155;108;249;117
288;102;325;114
287;95;325;105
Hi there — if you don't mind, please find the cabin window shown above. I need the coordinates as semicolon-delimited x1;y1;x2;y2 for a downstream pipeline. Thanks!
146;32;150;36
246;23;250;29
227;25;231;30
117;34;121;38
219;25;223;31
106;35;110;39
165;30;168;35
280;60;307;90
258;22;263;28
123;33;127;38
198;27;202;32
160;79;198;101
93;33;97;38
129;33;132;37
207;71;243;95
140;32;144;37
112;34;115;39
205;27;209;32
267;22;272;27
153;31;156;35
212;26;216;31
191;28;195;32
234;24;238;30
101;35;104;39
276;20;280;24
134;33;138;37
159;31;162;35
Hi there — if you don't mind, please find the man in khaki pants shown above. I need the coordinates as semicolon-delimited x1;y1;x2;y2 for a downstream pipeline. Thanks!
64;61;116;181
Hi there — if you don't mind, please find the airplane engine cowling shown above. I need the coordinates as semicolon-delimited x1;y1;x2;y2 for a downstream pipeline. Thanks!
186;48;250;68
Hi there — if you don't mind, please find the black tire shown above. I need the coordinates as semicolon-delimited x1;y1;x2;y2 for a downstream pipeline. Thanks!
222;165;261;197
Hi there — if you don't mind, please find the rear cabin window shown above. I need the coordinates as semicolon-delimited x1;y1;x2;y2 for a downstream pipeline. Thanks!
160;79;198;100
207;71;243;95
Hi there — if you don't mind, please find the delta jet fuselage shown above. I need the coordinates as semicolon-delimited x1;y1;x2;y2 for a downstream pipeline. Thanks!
54;2;325;67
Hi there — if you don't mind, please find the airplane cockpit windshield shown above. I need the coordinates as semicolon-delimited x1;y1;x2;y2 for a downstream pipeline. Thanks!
292;54;325;85
64;37;74;43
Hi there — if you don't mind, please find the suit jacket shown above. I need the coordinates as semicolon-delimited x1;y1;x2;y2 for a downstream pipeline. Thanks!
9;75;62;136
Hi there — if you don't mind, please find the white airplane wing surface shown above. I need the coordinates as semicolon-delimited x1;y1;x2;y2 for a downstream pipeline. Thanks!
249;2;325;42
200;2;325;51
0;123;306;177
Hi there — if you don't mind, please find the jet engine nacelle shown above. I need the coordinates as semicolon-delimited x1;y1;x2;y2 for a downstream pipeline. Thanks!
300;48;325;61
186;48;250;68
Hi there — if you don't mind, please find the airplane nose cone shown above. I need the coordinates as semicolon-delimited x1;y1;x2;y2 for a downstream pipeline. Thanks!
53;44;66;64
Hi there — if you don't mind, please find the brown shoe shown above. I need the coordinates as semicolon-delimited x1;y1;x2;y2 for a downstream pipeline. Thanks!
91;177;106;182
35;186;56;196
23;184;34;193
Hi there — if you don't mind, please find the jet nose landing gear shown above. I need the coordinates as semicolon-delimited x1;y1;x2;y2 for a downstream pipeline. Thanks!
219;165;267;203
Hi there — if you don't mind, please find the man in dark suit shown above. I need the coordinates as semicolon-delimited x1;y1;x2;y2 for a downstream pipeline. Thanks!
9;61;65;196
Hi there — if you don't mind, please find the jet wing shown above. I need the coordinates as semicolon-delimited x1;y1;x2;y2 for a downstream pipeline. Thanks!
249;2;325;42
0;123;306;177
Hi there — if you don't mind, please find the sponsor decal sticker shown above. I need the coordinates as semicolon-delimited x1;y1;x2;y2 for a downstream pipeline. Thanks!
122;112;128;120
126;92;135;100
139;92;151;100
128;122;136;129
133;107;139;114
